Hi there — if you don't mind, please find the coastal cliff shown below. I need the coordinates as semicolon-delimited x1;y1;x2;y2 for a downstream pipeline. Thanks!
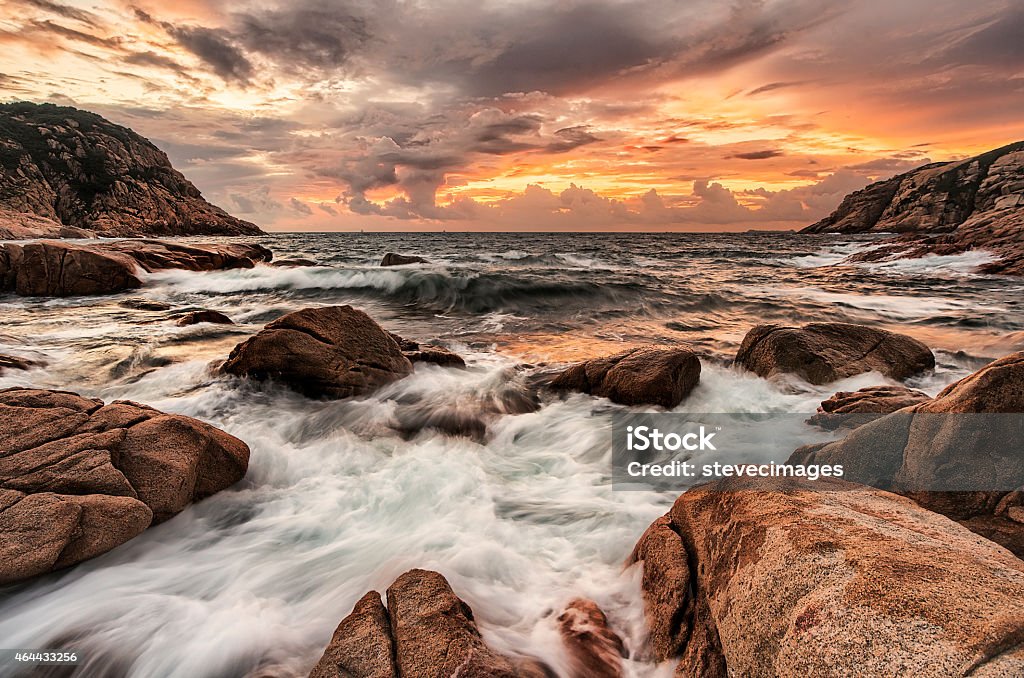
0;102;262;239
802;141;1024;274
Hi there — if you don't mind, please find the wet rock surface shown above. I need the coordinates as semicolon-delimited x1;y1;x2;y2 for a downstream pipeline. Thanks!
0;387;250;584
550;347;701;408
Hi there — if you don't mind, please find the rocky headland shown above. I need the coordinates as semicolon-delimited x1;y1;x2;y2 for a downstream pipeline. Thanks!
802;140;1024;274
0;102;262;239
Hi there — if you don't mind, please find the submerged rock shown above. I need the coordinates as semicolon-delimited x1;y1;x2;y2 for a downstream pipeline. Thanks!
221;306;413;399
550;347;701;408
0;240;272;297
175;310;234;326
309;569;550;678
807;385;931;430
380;252;428;266
388;332;467;368
270;257;318;267
557;598;626;678
0;387;249;584
629;478;1024;677
792;350;1024;556
735;322;934;385
0;354;42;374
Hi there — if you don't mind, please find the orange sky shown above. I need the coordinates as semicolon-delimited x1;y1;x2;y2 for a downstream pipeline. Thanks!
1;0;1022;231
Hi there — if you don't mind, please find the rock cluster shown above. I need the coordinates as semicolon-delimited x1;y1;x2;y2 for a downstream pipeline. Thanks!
735;322;934;384
802;140;1024;275
0;102;262;238
791;350;1024;556
0;239;272;296
0;387;249;584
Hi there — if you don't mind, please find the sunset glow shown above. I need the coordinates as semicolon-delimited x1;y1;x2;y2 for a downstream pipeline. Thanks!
1;0;1022;231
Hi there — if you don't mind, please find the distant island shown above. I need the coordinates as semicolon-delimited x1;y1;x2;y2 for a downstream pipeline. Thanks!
0;102;262;239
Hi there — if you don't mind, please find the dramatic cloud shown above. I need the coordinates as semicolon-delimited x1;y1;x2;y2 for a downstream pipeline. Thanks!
0;0;1021;230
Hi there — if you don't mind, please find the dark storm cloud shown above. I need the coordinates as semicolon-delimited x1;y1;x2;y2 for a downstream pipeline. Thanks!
233;2;370;72
545;126;600;153
941;5;1024;69
165;25;253;84
732;149;784;160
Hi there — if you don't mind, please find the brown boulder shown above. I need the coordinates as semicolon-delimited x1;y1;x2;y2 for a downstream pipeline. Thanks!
380;252;428;266
176;310;234;326
807;385;931;430
625;516;691;660
630;478;1024;677
309;591;397;678
222;306;413;399
550;347;701;408
735;323;934;384
311;569;548;678
791;351;1024;556
557;598;625;678
0;387;249;583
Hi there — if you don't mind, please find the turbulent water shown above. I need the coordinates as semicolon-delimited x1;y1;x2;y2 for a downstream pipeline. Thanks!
1;232;1022;678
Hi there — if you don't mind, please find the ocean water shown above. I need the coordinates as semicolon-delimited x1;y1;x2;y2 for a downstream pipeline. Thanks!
0;232;1021;677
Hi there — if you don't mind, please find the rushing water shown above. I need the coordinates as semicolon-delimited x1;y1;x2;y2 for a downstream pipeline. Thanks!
0;232;1022;678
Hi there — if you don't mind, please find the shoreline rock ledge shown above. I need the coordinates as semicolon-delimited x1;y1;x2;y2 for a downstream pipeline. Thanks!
628;478;1024;677
0;239;272;297
0;387;250;585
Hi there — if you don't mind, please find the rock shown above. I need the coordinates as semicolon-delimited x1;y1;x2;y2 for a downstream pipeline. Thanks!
550;347;701;408
176;310;234;326
0;354;42;373
0;239;272;297
557;599;625;678
270;258;318;267
387;332;467;368
0;102;262;238
790;351;1024;556
807;385;931;430
630;478;1024;676
309;591;397;678
735;323;934;385
380;252;428;266
803;141;1024;275
311;569;548;678
0;387;249;583
221;306;413;399
625;516;691;660
120;298;172;311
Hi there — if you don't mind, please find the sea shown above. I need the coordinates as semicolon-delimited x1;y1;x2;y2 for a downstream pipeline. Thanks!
0;231;1021;677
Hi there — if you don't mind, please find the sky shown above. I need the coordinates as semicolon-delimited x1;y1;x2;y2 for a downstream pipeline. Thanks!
0;0;1022;232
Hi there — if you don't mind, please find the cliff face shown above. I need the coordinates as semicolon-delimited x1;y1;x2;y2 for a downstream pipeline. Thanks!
803;141;1024;274
0;102;262;239
803;141;1024;235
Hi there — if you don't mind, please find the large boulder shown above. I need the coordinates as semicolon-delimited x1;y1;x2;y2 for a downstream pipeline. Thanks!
0;388;249;584
0;240;273;297
550;347;701;408
629;478;1024;677
735;323;934;384
309;569;549;678
221;306;413;399
792;351;1024;556
807;384;931;430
